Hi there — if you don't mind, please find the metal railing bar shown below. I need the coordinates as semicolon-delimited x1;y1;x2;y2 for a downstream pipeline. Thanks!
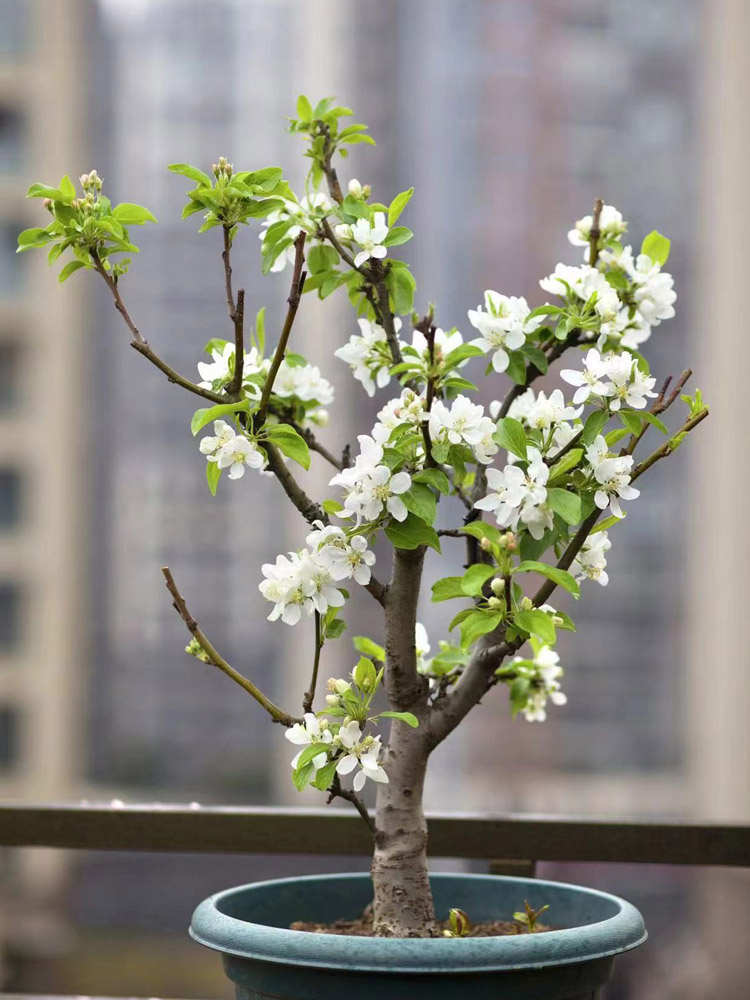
0;804;748;867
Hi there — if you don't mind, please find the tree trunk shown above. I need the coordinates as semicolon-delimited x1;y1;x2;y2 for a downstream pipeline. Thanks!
371;719;435;936
370;546;436;937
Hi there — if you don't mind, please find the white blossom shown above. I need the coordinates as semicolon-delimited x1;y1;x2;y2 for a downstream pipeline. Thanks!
567;204;627;256
474;447;549;536
411;326;465;361
428;395;498;464
259;549;345;626
628;254;677;325
561;348;613;404
285;713;333;770
539;264;619;323
199;419;236;461
334;317;404;397
329;436;412;525
523;388;582;432
334;721;388;791
605;352;657;411
197;342;266;395
513;645;567;722
571;531;611;586
259;193;332;272
585;435;639;518
272;360;335;405
468;291;540;373
305;520;376;586
204;427;266;478
351;212;389;268
372;388;426;445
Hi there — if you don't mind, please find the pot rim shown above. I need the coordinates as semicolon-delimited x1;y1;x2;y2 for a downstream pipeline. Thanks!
190;871;647;974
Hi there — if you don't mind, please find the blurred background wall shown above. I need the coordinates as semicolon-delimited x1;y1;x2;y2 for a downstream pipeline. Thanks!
0;0;747;996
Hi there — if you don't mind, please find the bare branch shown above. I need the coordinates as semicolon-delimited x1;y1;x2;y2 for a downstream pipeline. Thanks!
327;774;375;835
161;566;297;727
302;612;323;714
256;232;307;426
263;443;327;524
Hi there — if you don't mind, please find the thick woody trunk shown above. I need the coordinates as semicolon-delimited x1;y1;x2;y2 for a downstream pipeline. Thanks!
371;546;437;937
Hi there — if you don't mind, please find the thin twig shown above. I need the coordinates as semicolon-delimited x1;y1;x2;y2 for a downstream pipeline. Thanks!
589;197;604;267
93;258;227;405
263;443;327;524
303;612;323;714
161;566;297;726
321;217;362;272
624;369;692;456
319;122;344;205
327;774;375;835
227;289;245;397
255;232;307;426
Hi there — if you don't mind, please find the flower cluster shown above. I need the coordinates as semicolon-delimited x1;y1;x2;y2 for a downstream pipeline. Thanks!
334;317;405;397
199;420;266;478
571;531;611;586
372;388;426;446
474;448;552;540
329;435;412;524
284;713;388;792
197;342;267;395
568;203;627;255
585;435;639;518
272;359;335;406
468;291;541;373
428;394;498;464
561;349;656;411
259;193;332;272
259;521;376;625
510;644;567;722
335;212;390;268
494;388;581;463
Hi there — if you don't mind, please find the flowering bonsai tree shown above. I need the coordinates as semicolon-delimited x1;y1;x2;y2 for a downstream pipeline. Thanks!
18;97;707;938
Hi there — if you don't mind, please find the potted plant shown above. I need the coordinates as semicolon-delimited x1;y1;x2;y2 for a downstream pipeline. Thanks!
19;96;706;999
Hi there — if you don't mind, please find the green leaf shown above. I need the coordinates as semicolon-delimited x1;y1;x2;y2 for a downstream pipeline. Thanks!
206;461;221;496
514;560;580;598
266;423;311;470
443;343;485;368
521;344;548;374
296;94;312;121
401;483;437;525
514;609;556;644
26;182;68;202
241;167;284;192
619;410;642;436
385;513;440;553
322;498;343;515
324;617;346;639
412;468;450;494
385;265;416;315
460;610;503;648
383;226;413;248
638;410;669;435
548;448;583;481
307;243;339;274
388;187;414;226
191;401;250;436
17;226;55;250
342;133;375;145
167;162;213;187
292;760;315;791
378;711;419;728
545;488;582;526
353;636;385;662
505;351;527;385
311;759;338;791
113;202;157;225
590;512;625;534
582;409;609;447
431;576;468;602
460;564;498;597
460;521;502;545
58;260;86;282
354;656;377;692
294;742;331;770
494;417;527;460
641;229;671;266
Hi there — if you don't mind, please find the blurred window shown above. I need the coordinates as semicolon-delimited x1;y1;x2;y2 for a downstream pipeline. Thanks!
0;106;24;173
0;221;24;296
0;0;28;60
0;468;21;527
0;705;19;767
0;341;21;409
0;581;21;650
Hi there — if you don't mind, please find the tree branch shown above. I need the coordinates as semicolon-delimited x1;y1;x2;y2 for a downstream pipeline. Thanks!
589;197;604;267
303;612;323;714
161;566;297;726
263;442;327;524
327;774;375;835
93;259;229;405
256;233;307;426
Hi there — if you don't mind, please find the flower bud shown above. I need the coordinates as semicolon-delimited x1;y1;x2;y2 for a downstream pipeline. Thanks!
490;577;505;596
334;679;351;695
326;677;338;692
43;198;53;210
488;596;504;610
334;223;352;241
480;537;492;552
362;184;371;198
520;596;533;611
325;694;338;706
504;532;517;552
348;178;363;198
551;615;563;626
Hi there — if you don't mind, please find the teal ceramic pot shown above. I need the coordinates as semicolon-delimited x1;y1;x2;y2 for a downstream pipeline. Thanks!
190;872;646;1000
